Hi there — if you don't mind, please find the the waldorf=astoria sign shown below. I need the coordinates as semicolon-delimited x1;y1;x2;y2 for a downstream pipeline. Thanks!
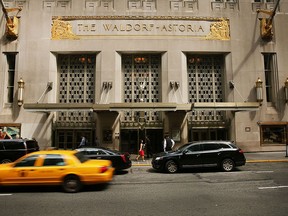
51;16;230;40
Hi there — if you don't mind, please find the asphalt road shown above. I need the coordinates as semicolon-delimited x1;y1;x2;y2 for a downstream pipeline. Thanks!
0;162;288;216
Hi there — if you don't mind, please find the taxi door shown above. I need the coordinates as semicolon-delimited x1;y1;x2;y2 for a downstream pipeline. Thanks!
2;154;41;185
35;154;67;184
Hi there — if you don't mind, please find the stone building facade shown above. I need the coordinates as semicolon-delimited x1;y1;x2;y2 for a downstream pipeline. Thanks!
0;0;287;153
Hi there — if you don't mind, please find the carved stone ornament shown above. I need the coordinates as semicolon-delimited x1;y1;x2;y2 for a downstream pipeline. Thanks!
205;18;230;40
51;17;79;40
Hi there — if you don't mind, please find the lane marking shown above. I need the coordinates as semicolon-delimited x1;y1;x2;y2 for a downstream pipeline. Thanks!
0;194;12;196
258;186;288;190
254;171;274;173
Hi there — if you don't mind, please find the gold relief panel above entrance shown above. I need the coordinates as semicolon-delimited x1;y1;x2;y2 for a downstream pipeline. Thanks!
51;16;230;40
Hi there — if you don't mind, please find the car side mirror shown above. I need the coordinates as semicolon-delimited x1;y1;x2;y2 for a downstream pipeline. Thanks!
183;149;188;155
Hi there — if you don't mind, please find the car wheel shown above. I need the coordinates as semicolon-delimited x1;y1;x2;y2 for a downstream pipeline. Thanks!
62;175;82;193
165;160;178;173
221;158;235;172
1;159;12;164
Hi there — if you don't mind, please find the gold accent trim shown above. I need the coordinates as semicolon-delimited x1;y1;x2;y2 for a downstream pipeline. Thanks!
205;18;230;40
51;17;79;40
52;15;226;21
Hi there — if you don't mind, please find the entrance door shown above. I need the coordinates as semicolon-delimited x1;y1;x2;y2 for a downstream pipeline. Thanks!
54;129;94;149
189;128;228;142
120;129;163;154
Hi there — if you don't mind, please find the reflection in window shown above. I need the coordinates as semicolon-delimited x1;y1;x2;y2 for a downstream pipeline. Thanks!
43;154;66;166
14;155;38;167
261;125;287;144
263;53;278;104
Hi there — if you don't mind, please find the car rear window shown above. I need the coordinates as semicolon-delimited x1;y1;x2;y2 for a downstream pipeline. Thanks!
26;140;39;149
228;143;238;149
3;141;24;150
219;144;232;149
0;143;4;150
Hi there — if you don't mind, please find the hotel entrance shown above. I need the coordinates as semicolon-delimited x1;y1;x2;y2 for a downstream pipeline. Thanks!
189;128;228;142
53;129;95;149
120;129;163;154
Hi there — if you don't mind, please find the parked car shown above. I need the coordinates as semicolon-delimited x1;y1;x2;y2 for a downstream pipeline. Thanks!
152;141;246;173
76;147;131;171
0;150;114;193
0;139;39;164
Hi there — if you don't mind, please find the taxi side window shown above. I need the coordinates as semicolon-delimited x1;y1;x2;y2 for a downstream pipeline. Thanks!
43;154;65;166
14;155;38;167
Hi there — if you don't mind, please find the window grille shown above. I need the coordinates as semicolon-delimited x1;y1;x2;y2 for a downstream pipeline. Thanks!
122;54;161;122
57;54;95;123
128;0;156;11
263;53;279;105
5;53;17;104
187;55;225;123
170;0;198;12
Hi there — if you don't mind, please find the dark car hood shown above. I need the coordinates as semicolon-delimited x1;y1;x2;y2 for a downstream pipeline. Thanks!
154;150;181;157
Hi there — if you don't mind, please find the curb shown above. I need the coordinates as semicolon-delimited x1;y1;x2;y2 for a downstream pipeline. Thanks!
246;159;288;163
131;159;288;166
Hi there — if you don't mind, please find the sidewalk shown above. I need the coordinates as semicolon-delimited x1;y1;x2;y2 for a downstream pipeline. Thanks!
131;151;288;166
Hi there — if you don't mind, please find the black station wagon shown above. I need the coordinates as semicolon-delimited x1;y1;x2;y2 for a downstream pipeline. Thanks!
152;141;246;173
0;139;39;163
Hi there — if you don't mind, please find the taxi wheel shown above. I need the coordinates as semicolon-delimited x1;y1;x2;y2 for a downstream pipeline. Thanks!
62;175;82;193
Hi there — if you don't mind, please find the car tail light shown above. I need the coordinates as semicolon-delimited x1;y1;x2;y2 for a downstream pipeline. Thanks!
121;154;127;163
100;166;108;173
238;149;244;154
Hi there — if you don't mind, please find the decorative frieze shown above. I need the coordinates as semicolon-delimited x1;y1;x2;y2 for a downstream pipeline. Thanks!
51;16;230;40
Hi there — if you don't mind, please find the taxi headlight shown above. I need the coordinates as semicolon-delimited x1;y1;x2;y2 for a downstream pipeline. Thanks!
155;157;163;161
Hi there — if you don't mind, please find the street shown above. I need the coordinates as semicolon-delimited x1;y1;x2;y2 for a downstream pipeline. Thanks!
1;162;288;216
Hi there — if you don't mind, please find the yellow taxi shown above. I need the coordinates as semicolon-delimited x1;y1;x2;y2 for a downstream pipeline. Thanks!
0;150;115;193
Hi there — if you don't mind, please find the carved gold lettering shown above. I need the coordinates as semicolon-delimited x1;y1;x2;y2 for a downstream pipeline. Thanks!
103;24;112;31
187;25;194;32
112;25;119;31
134;24;141;31
198;25;204;32
126;24;132;31
179;24;185;32
120;24;126;31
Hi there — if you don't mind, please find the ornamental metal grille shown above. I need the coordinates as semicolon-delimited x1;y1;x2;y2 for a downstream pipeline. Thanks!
57;54;95;123
122;54;161;122
187;55;225;122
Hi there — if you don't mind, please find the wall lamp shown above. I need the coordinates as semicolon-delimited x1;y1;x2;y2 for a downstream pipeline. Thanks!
255;77;263;103
102;82;113;90
17;78;25;106
284;77;288;103
170;81;180;89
